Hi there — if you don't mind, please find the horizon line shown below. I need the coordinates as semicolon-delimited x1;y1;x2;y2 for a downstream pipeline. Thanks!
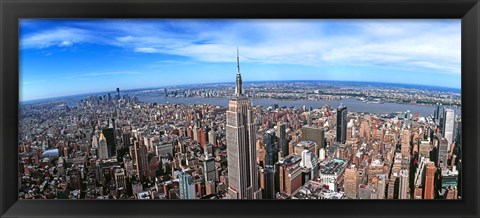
20;79;461;103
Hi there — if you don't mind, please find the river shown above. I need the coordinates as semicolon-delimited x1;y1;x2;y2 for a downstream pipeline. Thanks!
135;95;461;117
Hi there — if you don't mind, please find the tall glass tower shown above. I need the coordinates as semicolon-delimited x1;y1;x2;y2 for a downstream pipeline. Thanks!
336;103;348;143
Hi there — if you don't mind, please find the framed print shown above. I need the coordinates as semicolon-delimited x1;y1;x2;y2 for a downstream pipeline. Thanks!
1;0;479;218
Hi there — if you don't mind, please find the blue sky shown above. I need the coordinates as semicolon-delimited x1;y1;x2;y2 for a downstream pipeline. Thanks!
20;19;461;101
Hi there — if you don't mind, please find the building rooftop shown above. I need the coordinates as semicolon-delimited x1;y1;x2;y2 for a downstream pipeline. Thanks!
320;159;346;175
137;191;151;199
296;140;316;149
280;154;302;168
442;167;459;176
41;149;59;158
292;180;345;199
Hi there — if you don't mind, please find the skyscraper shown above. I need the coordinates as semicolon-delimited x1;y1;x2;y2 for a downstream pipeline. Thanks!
301;125;325;156
204;154;217;182
198;127;207;149
424;162;436;199
434;103;443;124
336;104;347;143
134;141;148;180
226;48;261;199
403;110;411;129
262;165;275;199
114;168;126;190
276;121;287;157
401;129;411;158
97;133;109;160
344;165;358;199
442;108;455;150
399;168;409;199
437;138;449;168
265;129;277;166
208;130;217;146
414;157;428;189
102;128;116;157
178;171;196;199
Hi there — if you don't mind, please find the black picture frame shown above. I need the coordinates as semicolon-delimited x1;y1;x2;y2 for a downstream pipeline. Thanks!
1;0;479;217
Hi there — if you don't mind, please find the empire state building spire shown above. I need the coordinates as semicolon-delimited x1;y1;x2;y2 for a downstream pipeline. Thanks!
235;47;243;97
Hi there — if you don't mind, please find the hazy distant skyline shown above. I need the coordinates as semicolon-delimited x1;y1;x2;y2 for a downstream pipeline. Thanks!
20;19;461;101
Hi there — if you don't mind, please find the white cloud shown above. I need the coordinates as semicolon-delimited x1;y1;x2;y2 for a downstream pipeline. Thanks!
116;35;134;42
21;27;93;49
134;47;160;53
22;80;47;85
21;19;461;75
59;41;73;47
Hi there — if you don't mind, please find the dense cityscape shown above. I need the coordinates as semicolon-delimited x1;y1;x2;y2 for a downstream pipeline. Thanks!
18;50;462;200
138;80;460;107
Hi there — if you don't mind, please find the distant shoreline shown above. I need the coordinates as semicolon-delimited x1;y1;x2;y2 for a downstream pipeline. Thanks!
20;80;461;104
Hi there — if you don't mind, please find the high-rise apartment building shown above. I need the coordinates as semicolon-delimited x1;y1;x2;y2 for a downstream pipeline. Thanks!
114;168;126;190
424;162;436;199
134;141;148;180
434;103;443;124
208;130;217;146
265;129;277;166
204;154;217;182
401;129;411;158
399;168;409;199
437;138;449;168
344;165;358;199
178;171;196;199
276;121;287;157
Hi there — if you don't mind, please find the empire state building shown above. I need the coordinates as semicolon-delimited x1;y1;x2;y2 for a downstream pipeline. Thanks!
226;48;262;199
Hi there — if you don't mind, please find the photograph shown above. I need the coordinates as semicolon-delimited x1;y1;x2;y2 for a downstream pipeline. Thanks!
18;19;462;200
